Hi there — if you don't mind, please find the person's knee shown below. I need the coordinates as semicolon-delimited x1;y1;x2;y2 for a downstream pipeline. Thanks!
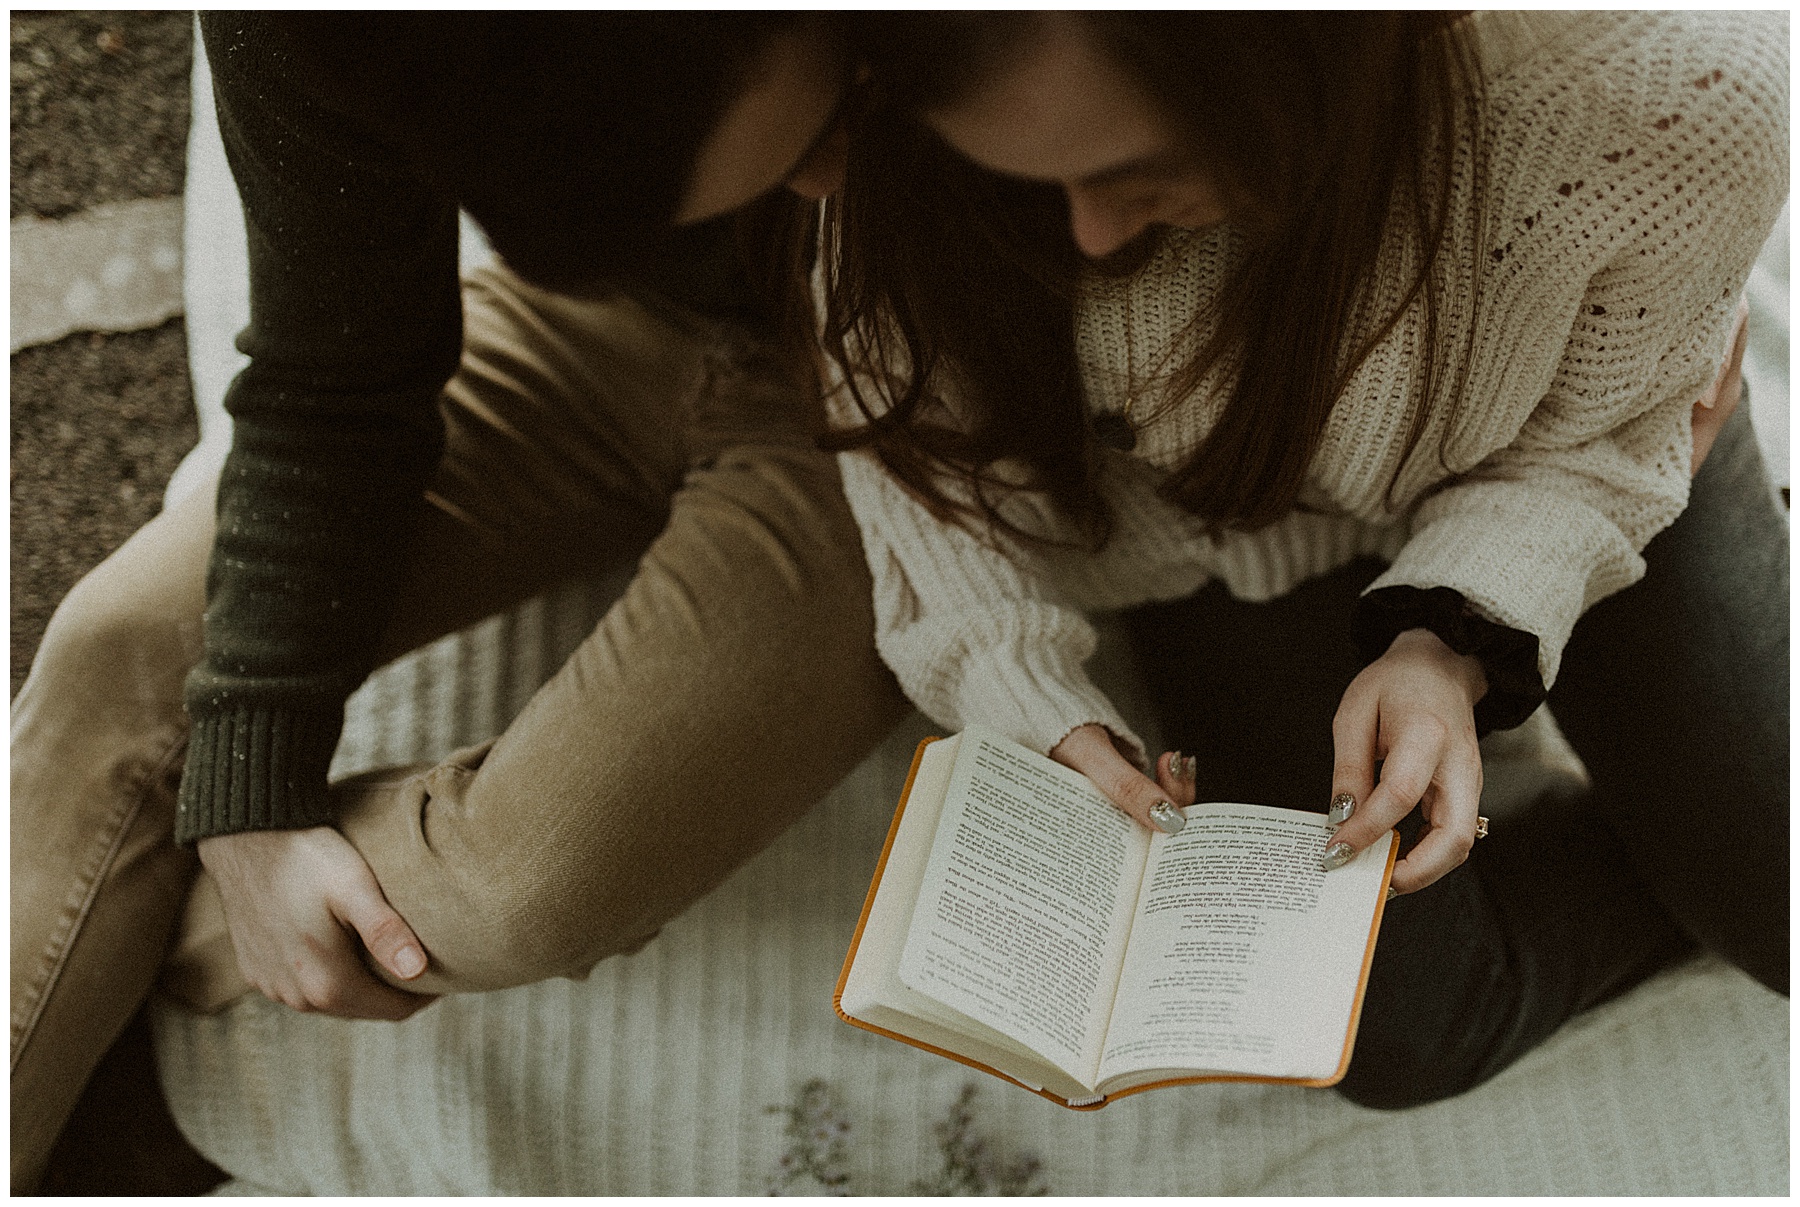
453;850;665;988
1729;930;1788;998
26;554;202;718
369;851;654;994
1749;962;1786;998
28;488;209;683
1333;998;1514;1111
1330;882;1532;1112
1334;1051;1492;1111
344;763;675;993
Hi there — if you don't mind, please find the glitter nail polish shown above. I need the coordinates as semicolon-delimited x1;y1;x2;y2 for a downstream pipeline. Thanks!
1327;792;1356;826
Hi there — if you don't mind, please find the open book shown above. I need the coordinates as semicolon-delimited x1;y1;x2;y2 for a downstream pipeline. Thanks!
835;727;1396;1109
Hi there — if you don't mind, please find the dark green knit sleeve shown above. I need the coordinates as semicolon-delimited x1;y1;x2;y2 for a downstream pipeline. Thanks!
176;15;463;843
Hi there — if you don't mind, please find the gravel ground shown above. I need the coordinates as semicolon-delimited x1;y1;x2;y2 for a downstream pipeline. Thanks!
10;323;196;697
10;11;191;219
11;10;225;1195
10;9;195;699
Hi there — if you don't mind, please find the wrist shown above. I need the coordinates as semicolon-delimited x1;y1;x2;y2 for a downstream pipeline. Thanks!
197;824;322;870
1352;585;1544;735
1387;626;1488;703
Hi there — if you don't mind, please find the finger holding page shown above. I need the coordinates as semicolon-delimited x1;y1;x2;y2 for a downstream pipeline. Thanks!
1384;731;1483;893
1327;682;1380;832
1324;675;1391;869
1322;714;1442;874
1050;723;1192;835
1329;710;1482;892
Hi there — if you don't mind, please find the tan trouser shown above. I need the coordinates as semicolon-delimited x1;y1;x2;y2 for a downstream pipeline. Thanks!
9;265;911;1190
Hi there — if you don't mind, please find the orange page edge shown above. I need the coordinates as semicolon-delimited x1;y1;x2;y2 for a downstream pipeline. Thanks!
833;736;1400;1110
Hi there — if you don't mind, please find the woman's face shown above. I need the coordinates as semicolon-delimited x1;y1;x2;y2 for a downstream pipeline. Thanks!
674;25;853;225
924;18;1228;258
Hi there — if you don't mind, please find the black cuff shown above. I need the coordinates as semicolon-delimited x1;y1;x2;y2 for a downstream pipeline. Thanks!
1351;586;1546;736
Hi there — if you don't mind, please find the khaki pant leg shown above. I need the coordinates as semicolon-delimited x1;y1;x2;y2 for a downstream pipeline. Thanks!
10;484;213;1193
334;439;911;992
9;265;730;1190
332;269;911;991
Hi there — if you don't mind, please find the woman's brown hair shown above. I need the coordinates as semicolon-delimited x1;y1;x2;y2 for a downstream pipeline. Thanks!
816;12;1485;544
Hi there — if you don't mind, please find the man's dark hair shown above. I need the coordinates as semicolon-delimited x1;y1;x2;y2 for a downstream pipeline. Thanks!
266;12;825;293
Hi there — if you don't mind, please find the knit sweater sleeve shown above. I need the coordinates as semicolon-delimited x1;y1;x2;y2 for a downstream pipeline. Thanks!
175;15;463;842
1369;14;1787;688
835;447;1150;767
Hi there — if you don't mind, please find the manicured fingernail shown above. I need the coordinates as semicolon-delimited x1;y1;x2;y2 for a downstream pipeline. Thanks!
1320;842;1358;871
394;946;426;978
1327;792;1356;826
1166;752;1184;780
1149;801;1186;835
1385;887;1398;902
1183;755;1197;781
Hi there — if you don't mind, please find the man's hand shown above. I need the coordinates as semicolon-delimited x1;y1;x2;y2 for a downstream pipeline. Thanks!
1326;628;1487;895
1050;723;1197;834
197;826;438;1020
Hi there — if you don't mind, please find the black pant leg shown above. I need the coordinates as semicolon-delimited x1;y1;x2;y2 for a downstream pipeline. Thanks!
1545;404;1788;994
1124;556;1382;811
1344;407;1790;1108
1337;793;1694;1109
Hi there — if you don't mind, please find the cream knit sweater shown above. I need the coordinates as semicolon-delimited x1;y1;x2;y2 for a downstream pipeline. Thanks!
826;10;1788;767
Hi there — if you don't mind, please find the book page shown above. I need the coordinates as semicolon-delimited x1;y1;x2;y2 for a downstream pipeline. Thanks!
837;734;1093;1101
1097;805;1391;1085
898;727;1151;1084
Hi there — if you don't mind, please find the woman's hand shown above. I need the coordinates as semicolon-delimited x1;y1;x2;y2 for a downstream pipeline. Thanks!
197;826;438;1020
1050;722;1196;834
1325;628;1487;894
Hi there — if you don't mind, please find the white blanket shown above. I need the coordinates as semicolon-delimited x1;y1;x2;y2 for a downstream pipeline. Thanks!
151;575;1788;1196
